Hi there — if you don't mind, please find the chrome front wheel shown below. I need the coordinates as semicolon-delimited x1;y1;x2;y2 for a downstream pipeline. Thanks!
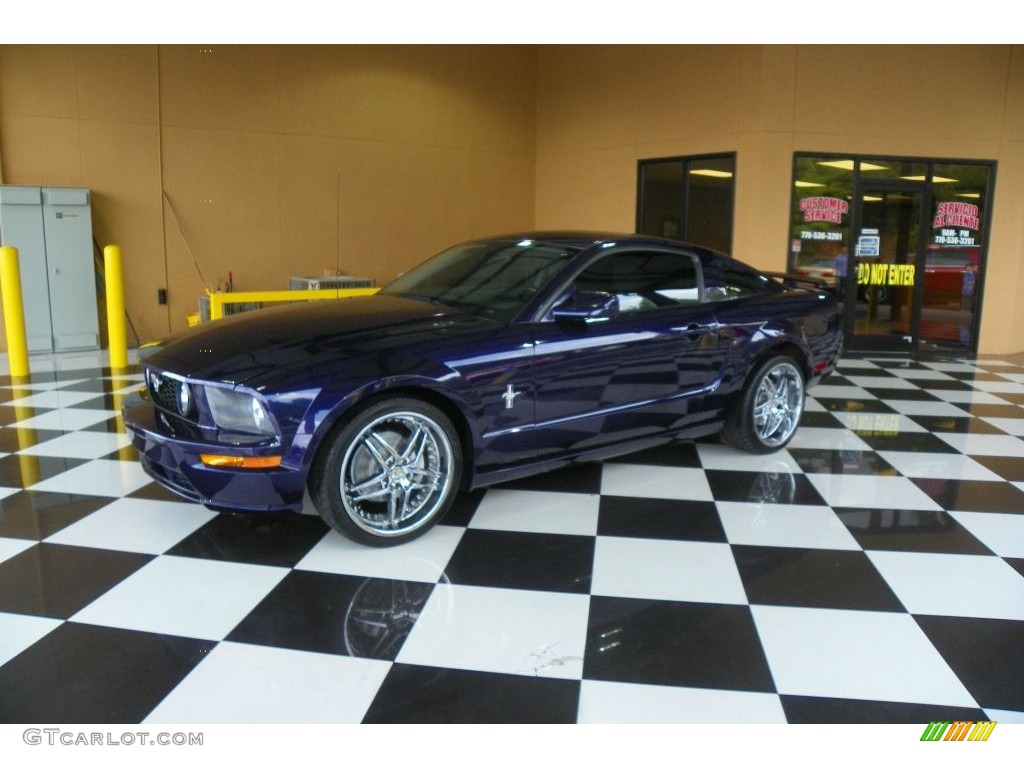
311;399;462;546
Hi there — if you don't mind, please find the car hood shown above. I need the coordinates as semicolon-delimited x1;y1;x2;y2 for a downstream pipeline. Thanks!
146;294;470;385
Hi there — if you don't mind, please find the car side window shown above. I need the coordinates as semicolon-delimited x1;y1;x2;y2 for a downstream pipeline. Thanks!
705;259;774;301
571;250;702;314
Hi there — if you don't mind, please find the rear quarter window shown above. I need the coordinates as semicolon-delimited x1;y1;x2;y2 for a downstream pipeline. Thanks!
704;258;777;301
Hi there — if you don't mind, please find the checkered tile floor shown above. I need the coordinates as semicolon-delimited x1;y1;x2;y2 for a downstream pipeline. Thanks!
1;350;1023;724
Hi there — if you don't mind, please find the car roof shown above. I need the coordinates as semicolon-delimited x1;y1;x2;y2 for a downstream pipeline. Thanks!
475;231;716;253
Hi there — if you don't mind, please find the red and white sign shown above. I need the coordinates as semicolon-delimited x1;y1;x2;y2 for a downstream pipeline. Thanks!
800;197;849;224
933;202;980;230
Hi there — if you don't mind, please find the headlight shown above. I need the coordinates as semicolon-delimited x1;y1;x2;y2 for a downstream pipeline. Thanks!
178;382;193;417
204;386;275;436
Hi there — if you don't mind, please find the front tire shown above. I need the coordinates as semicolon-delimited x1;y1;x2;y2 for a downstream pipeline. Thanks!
723;355;805;454
310;398;462;546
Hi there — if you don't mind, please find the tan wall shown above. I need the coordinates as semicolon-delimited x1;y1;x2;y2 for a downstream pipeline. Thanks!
0;44;537;345
535;44;1024;354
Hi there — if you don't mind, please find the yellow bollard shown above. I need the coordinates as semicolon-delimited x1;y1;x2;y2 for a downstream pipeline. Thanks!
0;246;30;378
104;245;128;370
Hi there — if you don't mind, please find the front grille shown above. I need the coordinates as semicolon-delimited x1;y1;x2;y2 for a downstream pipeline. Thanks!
149;371;186;416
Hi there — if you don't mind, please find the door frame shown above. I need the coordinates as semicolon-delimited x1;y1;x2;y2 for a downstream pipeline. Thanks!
843;178;930;354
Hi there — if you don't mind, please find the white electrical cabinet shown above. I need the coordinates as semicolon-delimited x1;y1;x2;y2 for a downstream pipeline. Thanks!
0;186;100;353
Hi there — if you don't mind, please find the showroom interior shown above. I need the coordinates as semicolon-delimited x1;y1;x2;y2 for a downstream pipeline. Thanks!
0;44;1022;724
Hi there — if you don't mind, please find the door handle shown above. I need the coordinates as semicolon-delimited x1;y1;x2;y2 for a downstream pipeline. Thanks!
683;323;703;340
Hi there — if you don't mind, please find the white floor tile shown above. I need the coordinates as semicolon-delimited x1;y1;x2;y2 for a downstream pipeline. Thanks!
468;489;599;536
398;584;589;679
809;384;876;400
71;555;289;640
600;464;712;501
28;459;152;497
867;551;1024;620
716;502;861;550
144;642;391;724
696;444;803;473
835;359;881;369
877;452;1004;481
996;372;1024;384
984;708;1024;724
802;397;825;412
0;611;63;667
806;474;943;511
920;362;982;373
9;408;119;431
0;379;89;393
591;537;747;604
787;428;872;451
44;498;217;554
751;605;977;707
887;368;956;381
0;536;35;565
926;390;1011;406
296;525;463;582
971;380;1024;394
979;418;1024;436
949;511;1024;558
577;680;786;724
935;433;1024;456
830;412;927;433
18;431;132;460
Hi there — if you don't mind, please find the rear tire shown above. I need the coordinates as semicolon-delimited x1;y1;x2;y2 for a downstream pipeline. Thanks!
723;355;805;454
309;397;462;547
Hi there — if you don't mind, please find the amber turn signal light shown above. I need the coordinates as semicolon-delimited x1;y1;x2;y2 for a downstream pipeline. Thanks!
199;454;282;469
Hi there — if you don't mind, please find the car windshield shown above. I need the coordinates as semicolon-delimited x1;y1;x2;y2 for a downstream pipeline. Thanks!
381;240;580;320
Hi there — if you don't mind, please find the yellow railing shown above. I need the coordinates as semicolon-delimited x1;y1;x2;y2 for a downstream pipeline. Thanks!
207;287;380;321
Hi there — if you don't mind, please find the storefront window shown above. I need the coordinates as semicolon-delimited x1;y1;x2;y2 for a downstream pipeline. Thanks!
637;154;735;254
787;153;994;354
921;163;990;347
788;155;853;300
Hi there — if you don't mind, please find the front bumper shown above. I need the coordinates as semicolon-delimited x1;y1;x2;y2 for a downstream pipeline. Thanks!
123;401;308;514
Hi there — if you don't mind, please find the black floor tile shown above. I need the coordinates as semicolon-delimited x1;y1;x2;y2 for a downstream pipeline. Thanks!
1004;558;1024;579
971;456;1024;482
127;481;189;503
732;545;906;611
71;394;122;411
956;403;1024;419
583;597;775;692
0;622;209;723
854;432;960;454
911;478;1024;515
227;571;433;660
799;411;845;429
818;399;897;414
439;489;486;528
915;616;1024;712
0;491;111;540
705;470;826;506
102;445;140;462
0;407;52;428
0;455;89;489
862;387;940;402
605;440;702;468
597;497;725;542
780;695;987;724
165;513;329;568
444;529;593;593
494;463;603;495
0;427;65;452
788;448;897;476
0;543;152;619
909;415;1007;434
363;664;580;723
81;416;128;434
835;508;993;555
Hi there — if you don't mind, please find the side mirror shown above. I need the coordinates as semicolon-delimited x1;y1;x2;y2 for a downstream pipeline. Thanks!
551;291;620;322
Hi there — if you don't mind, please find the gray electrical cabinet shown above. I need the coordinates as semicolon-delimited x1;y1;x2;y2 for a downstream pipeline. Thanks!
0;186;100;353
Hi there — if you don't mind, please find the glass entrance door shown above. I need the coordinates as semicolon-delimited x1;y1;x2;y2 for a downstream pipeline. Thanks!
846;186;926;352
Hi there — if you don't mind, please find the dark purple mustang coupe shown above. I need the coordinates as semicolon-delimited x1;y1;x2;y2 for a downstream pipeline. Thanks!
124;232;842;545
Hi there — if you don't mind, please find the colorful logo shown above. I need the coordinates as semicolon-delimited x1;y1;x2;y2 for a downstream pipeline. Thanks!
920;721;997;742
